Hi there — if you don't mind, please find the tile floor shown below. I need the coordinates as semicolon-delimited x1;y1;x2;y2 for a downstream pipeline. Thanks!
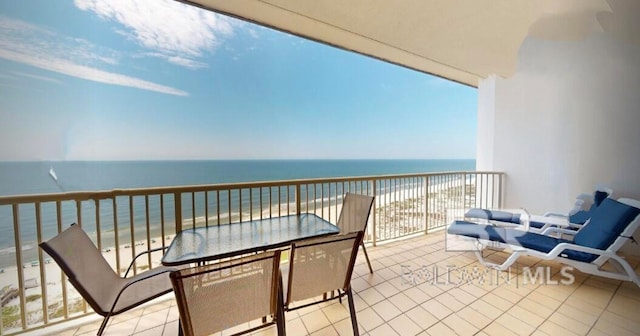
30;231;640;335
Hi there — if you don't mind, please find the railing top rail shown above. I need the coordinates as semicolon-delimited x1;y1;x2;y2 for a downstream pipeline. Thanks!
0;171;503;205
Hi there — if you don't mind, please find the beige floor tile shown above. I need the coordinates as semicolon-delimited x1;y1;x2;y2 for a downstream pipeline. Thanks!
442;313;478;336
563;295;605;317
526;291;563;311
505;305;545;328
404;286;432;304
134;308;169;333
355;307;384;332
468;298;504;320
162;320;179;336
309;325;338;336
284;318;308;335
592;318;640;336
371;299;402;321
426;322;457;336
421;298;453;320
373;280;401;297
529;331;552;336
435;292;466;312
492;286;525;304
555;303;599;327
547;311;591;335
605;294;640;320
102;318;138;336
251;325;278;336
388;314;422;336
300;309;331;334
598;310;640;334
333;316;364;335
321;302;351;324
456;306;491;329
481;321;518;336
368;323;401;336
536;320;580;336
404;305;439;330
358;287;385;306
446;287;476;305
387;292;418;312
134;325;164;336
495;313;536;336
482;292;514;311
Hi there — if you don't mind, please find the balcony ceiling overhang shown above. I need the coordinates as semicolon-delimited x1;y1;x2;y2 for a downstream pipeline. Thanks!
180;0;637;87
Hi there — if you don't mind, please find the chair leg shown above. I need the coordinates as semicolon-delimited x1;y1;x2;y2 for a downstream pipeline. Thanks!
276;276;287;336
97;316;110;336
346;287;359;336
361;242;373;274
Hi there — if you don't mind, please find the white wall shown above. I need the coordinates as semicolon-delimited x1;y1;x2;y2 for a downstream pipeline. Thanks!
477;33;640;215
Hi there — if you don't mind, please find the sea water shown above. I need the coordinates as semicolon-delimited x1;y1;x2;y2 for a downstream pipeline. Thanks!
0;159;474;266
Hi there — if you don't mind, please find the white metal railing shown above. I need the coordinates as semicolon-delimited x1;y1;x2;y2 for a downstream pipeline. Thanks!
0;171;503;334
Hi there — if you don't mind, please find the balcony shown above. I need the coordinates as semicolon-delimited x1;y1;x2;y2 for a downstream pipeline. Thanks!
9;171;640;335
24;231;640;336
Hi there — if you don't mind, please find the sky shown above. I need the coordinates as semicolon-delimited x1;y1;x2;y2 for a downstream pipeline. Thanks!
0;0;477;161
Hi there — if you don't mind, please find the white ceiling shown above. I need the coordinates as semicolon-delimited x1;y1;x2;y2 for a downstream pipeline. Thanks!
179;0;638;87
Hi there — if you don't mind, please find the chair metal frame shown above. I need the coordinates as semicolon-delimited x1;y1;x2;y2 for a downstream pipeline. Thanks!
283;231;364;336
170;250;285;336
39;224;175;335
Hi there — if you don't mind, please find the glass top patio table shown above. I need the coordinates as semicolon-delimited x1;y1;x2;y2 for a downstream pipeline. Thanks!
161;213;340;266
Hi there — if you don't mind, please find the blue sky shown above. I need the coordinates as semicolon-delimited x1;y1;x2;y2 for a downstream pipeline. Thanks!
0;0;477;161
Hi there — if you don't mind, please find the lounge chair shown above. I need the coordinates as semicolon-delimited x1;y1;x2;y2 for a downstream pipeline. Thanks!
465;186;613;231
448;198;640;285
39;224;177;335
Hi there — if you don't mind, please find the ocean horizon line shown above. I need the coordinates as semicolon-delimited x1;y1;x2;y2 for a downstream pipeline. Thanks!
1;158;476;163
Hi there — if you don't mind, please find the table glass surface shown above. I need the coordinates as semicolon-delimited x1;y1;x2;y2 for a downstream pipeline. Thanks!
161;213;340;266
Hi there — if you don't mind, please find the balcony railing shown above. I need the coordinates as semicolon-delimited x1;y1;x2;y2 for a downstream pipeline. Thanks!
0;171;503;334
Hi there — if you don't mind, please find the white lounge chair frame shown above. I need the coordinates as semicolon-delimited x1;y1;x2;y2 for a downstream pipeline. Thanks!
458;198;640;286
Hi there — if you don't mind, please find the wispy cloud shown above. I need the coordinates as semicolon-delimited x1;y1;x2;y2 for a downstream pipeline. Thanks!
0;15;187;96
75;0;238;69
11;71;64;85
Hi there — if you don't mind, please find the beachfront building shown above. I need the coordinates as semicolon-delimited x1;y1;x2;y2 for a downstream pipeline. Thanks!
1;1;640;335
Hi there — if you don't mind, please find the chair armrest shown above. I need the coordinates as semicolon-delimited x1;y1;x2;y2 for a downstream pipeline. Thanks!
110;267;176;316
548;242;614;258
124;246;169;277
540;227;578;237
543;212;568;218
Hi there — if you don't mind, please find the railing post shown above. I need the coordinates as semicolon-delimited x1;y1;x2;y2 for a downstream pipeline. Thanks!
295;183;301;215
423;176;429;234
371;178;377;247
174;192;182;233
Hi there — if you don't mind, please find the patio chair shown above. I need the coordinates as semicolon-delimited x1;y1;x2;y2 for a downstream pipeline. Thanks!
281;231;364;336
39;224;176;335
337;193;375;273
170;250;284;336
465;186;613;231
448;198;640;286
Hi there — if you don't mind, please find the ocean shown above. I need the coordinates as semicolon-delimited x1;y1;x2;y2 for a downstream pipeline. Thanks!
0;160;475;196
0;159;474;267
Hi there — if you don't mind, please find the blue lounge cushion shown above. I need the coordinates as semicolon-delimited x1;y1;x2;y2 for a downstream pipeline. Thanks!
574;198;640;250
505;230;598;262
465;208;521;224
447;221;508;243
568;208;593;225
594;190;609;206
